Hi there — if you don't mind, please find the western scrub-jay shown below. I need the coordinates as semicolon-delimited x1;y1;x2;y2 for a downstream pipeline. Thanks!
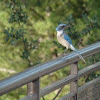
56;24;85;62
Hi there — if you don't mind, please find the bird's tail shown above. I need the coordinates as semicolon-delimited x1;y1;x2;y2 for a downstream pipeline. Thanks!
70;44;86;63
75;50;86;63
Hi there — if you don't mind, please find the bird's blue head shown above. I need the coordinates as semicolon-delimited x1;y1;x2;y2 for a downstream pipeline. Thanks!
56;24;69;31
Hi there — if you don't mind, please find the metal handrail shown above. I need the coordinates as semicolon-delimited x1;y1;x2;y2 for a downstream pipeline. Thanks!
0;42;100;96
20;61;100;100
40;61;100;97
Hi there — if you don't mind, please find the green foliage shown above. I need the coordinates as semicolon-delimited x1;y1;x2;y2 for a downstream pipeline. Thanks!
8;0;28;24
4;27;25;44
66;14;100;41
4;0;39;67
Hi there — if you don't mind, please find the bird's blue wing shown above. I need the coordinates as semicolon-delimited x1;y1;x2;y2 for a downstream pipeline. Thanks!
64;33;85;62
64;33;73;44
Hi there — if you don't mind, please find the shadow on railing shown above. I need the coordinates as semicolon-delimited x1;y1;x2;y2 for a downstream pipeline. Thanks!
0;42;100;100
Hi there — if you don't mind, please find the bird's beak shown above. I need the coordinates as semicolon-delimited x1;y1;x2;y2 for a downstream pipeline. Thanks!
64;25;70;28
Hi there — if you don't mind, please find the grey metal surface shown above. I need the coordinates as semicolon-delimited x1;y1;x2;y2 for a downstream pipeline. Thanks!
20;95;37;100
78;76;100;93
70;63;78;100
40;75;77;97
78;77;100;100
0;42;100;95
21;61;100;100
59;77;100;100
40;61;100;97
59;92;76;100
27;78;40;100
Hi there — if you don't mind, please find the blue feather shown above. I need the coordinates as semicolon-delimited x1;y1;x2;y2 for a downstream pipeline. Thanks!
64;33;73;44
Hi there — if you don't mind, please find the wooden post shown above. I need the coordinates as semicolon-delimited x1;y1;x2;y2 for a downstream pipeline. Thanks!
70;62;78;100
27;78;40;100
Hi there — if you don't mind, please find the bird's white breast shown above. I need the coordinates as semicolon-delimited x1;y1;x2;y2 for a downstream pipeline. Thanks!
57;35;70;49
57;30;63;36
57;30;70;49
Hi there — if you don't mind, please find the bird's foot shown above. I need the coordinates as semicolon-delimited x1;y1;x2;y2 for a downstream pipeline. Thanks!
62;53;66;56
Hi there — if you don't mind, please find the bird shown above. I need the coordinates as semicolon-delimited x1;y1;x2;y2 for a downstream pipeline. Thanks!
56;23;86;63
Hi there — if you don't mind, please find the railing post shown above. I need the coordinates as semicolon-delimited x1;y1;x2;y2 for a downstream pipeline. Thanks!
27;78;40;100
70;62;78;100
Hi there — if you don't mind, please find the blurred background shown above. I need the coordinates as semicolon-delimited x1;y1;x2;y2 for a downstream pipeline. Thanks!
0;0;100;99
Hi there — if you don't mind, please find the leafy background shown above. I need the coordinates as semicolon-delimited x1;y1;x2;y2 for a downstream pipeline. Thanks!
0;0;100;100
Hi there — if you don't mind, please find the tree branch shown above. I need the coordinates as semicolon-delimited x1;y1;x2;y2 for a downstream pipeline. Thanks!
30;8;45;20
52;86;64;100
42;97;45;100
